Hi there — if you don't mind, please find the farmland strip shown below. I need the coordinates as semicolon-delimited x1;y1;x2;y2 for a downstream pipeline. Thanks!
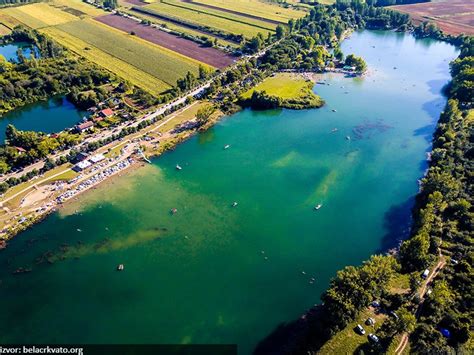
182;0;282;25
95;14;234;69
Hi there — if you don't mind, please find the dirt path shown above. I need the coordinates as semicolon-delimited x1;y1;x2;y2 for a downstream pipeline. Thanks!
394;256;447;355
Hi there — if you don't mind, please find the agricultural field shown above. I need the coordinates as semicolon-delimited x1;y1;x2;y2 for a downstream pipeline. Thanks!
0;0;239;95
0;23;10;35
126;8;239;48
56;19;206;85
390;0;474;36
162;0;277;29
142;1;273;38
189;0;307;24
0;3;80;28
96;14;235;68
49;0;106;17
41;26;171;96
0;12;21;30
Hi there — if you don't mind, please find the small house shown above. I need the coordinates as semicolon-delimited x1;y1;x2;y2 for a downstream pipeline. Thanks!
72;160;92;172
75;121;94;133
99;108;114;118
89;153;105;164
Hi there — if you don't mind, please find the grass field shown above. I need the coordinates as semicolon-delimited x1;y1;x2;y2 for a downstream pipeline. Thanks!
41;26;171;95
241;73;312;100
127;8;239;48
319;308;387;354
191;0;306;23
144;1;271;38
56;19;207;85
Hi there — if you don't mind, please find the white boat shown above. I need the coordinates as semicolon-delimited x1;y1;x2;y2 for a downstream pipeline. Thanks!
176;164;182;170
332;109;337;112
232;201;238;207
346;136;351;140
224;144;230;149
314;204;323;210
117;264;124;271
331;128;338;133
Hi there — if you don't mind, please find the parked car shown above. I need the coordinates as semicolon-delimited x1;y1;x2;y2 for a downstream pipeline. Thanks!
371;300;380;308
368;333;379;343
356;324;366;335
366;317;375;326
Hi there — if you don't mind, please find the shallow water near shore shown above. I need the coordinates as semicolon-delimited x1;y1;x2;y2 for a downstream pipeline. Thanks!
0;31;458;353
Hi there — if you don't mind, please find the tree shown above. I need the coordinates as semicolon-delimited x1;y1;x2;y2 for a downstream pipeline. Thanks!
196;105;216;125
276;25;285;39
395;307;416;333
345;54;367;73
198;65;210;81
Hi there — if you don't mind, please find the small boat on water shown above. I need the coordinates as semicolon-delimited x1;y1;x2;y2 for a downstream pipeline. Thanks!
176;164;182;170
224;144;230;149
346;136;351;140
314;204;323;210
332;109;337;112
331;128;338;133
117;264;124;271
76;228;82;232
232;201;238;207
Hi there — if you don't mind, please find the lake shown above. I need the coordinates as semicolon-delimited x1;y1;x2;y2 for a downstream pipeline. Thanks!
0;96;86;142
0;41;38;62
0;31;458;354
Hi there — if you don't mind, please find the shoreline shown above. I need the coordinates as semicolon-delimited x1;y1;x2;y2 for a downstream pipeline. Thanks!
0;106;226;247
0;70;346;246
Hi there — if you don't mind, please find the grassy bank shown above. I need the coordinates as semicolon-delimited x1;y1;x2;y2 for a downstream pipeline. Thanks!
240;73;324;110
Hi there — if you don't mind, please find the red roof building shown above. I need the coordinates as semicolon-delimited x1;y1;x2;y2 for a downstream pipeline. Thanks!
99;108;114;118
75;121;94;133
